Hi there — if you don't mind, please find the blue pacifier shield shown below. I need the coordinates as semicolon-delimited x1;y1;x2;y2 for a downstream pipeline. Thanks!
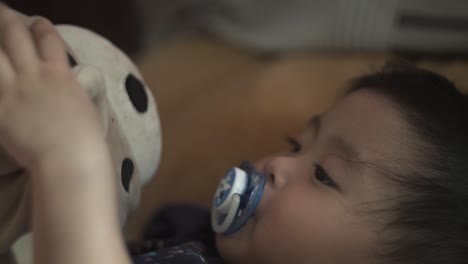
212;161;266;235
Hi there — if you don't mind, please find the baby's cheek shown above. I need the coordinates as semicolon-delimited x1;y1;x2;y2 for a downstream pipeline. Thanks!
253;187;344;263
251;190;313;261
216;219;258;263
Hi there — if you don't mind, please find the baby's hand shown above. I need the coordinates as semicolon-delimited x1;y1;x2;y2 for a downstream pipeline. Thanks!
0;5;105;168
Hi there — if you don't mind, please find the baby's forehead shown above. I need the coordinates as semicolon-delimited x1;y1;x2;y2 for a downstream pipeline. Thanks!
319;90;418;172
329;91;407;138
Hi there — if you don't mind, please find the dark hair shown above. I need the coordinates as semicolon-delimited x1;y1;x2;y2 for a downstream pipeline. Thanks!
349;63;468;264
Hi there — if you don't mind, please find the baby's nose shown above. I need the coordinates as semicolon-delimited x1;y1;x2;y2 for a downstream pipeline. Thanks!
262;156;290;190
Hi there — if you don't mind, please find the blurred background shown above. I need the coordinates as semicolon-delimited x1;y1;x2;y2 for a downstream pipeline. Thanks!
6;1;468;263
5;0;143;57
7;0;468;59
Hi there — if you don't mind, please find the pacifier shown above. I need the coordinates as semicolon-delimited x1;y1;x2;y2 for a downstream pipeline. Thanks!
211;161;266;235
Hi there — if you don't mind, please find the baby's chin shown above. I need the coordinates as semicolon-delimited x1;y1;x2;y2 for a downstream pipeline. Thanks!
216;218;258;263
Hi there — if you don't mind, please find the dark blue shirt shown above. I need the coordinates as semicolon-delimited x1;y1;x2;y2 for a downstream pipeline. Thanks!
130;204;223;264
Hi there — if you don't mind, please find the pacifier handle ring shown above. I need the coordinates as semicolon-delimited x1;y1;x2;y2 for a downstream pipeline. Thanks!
216;168;247;214
212;194;241;234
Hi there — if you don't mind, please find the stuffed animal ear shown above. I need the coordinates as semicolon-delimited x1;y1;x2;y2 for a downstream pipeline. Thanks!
73;65;109;134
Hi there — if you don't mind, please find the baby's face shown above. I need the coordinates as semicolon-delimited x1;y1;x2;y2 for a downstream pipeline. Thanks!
216;89;414;264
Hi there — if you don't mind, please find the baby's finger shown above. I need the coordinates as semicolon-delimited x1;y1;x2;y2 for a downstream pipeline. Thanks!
31;18;67;67
0;3;39;74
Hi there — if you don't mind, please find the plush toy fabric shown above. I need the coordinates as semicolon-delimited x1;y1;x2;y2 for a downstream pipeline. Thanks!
0;11;162;262
56;24;162;223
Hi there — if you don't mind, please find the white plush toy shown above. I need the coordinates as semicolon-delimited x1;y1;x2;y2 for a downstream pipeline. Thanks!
0;11;162;264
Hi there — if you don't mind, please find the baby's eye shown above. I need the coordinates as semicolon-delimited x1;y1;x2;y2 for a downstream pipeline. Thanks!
314;164;337;188
286;136;302;153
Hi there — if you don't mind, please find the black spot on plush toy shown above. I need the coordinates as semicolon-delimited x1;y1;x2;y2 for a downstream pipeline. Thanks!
122;157;135;193
126;73;149;113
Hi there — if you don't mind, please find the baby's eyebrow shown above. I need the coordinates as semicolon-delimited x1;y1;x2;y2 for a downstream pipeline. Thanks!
307;115;321;139
308;114;362;163
328;135;362;163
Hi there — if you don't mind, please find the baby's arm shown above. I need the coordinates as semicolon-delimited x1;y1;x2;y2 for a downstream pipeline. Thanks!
32;149;130;264
0;4;130;264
